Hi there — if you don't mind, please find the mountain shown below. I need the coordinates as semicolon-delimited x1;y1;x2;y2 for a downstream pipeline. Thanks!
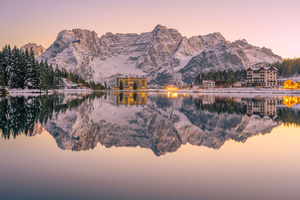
41;94;281;156
21;43;46;57
35;25;282;86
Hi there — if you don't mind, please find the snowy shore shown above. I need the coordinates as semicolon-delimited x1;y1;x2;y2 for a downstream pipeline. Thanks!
5;88;300;96
147;88;300;95
7;88;93;94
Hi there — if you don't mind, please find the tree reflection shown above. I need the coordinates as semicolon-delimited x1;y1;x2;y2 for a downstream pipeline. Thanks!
0;93;106;139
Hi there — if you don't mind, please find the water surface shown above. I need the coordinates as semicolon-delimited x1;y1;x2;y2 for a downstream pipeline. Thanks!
0;92;300;200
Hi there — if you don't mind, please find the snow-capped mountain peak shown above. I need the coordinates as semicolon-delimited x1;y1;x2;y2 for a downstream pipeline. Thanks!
31;25;282;86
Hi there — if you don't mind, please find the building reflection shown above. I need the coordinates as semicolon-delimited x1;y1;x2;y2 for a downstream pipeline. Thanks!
114;92;148;106
282;96;300;108
246;98;277;118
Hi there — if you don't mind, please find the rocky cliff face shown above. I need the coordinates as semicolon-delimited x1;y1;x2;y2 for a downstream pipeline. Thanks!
42;94;281;156
35;25;282;86
21;43;46;57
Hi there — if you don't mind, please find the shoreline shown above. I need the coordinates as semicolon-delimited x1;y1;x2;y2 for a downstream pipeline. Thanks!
4;88;300;95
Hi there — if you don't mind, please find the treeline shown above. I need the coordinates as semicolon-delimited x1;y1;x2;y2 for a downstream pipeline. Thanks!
194;69;247;85
0;44;109;92
0;93;106;139
276;107;300;127
0;45;62;91
194;97;247;115
271;58;300;77
59;68;108;90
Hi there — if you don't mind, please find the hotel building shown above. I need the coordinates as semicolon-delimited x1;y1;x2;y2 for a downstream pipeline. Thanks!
246;66;278;87
114;76;147;90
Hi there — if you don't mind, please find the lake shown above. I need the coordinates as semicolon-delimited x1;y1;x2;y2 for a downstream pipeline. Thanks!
0;92;300;200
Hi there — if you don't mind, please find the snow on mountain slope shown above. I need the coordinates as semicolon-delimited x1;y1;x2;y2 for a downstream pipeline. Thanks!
34;25;282;86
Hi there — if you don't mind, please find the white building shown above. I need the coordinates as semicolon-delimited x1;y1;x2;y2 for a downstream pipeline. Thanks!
246;66;278;87
202;80;215;88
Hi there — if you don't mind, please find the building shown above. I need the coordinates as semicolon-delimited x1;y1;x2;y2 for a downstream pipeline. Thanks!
283;79;300;89
246;66;278;87
202;95;215;104
246;98;277;118
282;96;300;107
215;81;227;88
114;92;147;106
277;79;286;87
202;80;215;88
114;76;147;90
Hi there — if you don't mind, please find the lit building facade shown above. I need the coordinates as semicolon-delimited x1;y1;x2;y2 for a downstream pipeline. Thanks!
114;92;147;106
114;76;147;90
283;79;300;89
246;66;278;87
282;96;300;107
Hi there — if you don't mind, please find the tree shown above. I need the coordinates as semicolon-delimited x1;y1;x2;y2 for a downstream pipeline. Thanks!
133;92;137;102
77;77;83;84
24;48;37;89
49;64;55;89
133;81;137;90
119;80;123;90
1;45;12;86
10;47;26;89
194;74;201;85
54;66;62;89
66;74;71;82
0;64;6;94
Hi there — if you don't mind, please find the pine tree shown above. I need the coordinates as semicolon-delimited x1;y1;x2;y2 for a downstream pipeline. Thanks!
1;45;12;86
10;47;26;89
54;66;62;89
43;61;50;92
77;77;83;84
31;60;40;89
24;49;32;88
0;64;6;94
133;81;137;90
66;74;71;83
39;60;50;92
119;80;123;90
49;64;54;89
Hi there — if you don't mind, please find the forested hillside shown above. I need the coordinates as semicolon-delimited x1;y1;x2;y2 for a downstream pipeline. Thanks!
271;58;300;77
0;45;61;91
0;45;108;92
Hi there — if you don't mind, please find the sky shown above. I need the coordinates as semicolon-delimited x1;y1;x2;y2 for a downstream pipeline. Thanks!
0;0;299;58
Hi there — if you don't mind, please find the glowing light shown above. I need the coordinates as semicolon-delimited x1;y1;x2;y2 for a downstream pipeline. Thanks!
283;96;300;108
167;87;179;90
167;92;178;98
171;93;178;98
284;79;300;90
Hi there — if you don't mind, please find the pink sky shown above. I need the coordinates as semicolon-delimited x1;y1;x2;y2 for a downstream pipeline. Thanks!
0;0;299;58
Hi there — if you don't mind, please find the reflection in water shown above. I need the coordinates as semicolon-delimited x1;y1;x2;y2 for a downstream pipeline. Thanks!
114;92;147;106
283;96;300;107
246;98;277;117
1;93;300;156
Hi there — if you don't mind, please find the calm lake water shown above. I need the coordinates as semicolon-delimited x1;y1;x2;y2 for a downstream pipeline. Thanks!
1;92;300;200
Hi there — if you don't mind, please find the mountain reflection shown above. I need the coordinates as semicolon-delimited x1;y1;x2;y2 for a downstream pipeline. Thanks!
1;92;300;156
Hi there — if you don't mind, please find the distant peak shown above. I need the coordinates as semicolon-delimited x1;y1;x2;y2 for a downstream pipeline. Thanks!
153;24;168;32
234;39;248;44
20;43;46;57
241;39;248;43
